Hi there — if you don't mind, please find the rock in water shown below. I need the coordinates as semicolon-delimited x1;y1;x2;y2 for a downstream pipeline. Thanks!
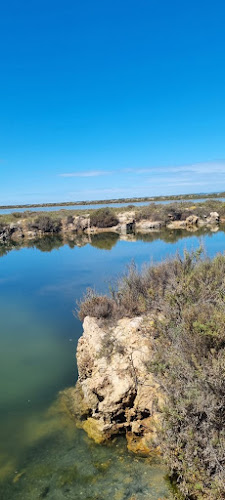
71;315;165;456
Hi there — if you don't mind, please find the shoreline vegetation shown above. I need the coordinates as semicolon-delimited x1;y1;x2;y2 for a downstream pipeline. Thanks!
0;199;224;244
75;250;225;500
1;190;225;210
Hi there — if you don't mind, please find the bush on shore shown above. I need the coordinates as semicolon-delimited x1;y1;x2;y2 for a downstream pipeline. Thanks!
78;288;116;321
90;207;119;228
78;249;225;499
29;215;62;233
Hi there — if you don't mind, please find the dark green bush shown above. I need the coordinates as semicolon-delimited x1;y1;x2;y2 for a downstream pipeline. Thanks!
90;208;119;228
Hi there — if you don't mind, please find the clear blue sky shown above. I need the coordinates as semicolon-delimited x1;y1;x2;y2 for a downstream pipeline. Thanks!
1;0;225;204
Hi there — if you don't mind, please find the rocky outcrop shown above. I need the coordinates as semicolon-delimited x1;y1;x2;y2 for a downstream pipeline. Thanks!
0;223;23;241
63;215;90;232
168;211;220;230
116;211;136;234
206;211;220;225
71;316;165;455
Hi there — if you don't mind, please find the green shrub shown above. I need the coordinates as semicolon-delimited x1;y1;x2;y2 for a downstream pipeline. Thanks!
12;212;22;219
90;208;119;228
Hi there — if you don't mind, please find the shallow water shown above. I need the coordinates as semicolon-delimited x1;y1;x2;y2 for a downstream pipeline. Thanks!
1;398;174;500
1;227;225;498
0;196;225;214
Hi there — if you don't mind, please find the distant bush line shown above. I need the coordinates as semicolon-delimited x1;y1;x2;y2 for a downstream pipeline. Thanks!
1;190;225;210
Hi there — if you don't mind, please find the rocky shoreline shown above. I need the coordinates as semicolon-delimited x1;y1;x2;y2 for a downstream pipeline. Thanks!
0;208;221;243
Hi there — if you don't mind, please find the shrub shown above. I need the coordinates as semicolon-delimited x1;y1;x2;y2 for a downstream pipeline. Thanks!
67;215;74;224
90;208;119;228
78;288;116;321
29;215;62;233
12;212;22;219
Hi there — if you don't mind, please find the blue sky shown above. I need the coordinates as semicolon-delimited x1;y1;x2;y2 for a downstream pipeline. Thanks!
1;0;225;204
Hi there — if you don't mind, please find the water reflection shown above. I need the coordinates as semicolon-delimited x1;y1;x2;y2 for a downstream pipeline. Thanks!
0;225;223;257
90;232;120;250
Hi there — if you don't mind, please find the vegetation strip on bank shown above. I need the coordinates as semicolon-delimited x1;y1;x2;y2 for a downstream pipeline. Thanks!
78;250;225;500
0;199;225;242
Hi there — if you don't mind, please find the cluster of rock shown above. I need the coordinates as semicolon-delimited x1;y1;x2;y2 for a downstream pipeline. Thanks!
0;223;23;242
167;211;220;230
69;316;164;456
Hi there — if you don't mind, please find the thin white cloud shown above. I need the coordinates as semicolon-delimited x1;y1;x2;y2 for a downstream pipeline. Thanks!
59;161;225;179
123;160;225;176
68;187;132;196
59;170;112;178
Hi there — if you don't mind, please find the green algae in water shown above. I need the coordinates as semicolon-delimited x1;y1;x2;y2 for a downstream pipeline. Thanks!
0;396;174;500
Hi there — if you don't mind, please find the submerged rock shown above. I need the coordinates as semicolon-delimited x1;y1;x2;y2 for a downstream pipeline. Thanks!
71;316;165;455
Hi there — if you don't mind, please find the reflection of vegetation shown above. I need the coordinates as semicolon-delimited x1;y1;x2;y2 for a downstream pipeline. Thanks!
0;227;225;258
27;235;64;252
136;225;225;244
91;232;119;250
0;241;20;257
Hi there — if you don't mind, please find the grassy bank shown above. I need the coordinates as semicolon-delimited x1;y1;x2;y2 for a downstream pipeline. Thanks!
79;250;225;499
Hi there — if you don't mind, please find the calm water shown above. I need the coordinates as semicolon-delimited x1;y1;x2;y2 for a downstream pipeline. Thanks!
1;226;225;499
1;197;225;214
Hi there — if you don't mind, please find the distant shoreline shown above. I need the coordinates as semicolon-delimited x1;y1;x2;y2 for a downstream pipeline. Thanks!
1;191;225;210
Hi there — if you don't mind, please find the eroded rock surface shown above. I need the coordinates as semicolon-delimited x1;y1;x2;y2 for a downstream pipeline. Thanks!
72;316;164;455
